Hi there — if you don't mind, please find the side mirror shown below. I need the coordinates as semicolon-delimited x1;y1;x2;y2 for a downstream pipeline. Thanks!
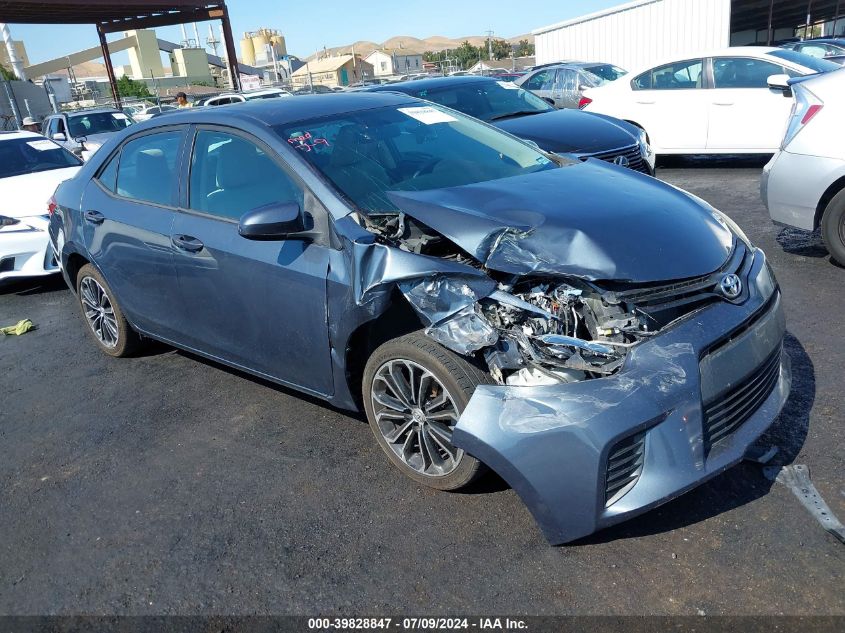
542;97;556;106
52;132;67;142
238;202;313;241
767;74;792;96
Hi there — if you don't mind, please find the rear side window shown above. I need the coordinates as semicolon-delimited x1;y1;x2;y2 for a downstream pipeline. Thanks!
633;59;703;90
523;70;554;91
188;130;303;221
115;131;183;206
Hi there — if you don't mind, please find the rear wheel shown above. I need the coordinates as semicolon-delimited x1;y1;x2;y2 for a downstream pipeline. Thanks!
821;189;845;266
76;263;141;357
362;332;489;491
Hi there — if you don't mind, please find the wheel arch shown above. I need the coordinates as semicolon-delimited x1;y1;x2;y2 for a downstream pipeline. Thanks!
65;252;90;290
815;175;845;230
344;291;426;409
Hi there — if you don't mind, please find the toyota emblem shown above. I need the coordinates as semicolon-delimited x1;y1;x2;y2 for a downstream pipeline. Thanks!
719;273;742;299
613;155;630;168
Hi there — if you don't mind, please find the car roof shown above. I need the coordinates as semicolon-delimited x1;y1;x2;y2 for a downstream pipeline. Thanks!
128;92;419;129
365;75;501;93
620;46;814;76
61;107;122;117
0;130;45;141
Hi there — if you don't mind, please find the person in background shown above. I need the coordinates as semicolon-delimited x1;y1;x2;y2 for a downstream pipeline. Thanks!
175;92;192;108
21;116;41;133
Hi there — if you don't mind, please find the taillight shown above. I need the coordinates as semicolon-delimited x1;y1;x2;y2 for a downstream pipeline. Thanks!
802;103;823;125
47;195;57;216
578;96;593;109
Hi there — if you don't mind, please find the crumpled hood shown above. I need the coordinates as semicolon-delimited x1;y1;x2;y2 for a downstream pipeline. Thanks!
387;160;735;283
495;109;638;155
0;167;80;218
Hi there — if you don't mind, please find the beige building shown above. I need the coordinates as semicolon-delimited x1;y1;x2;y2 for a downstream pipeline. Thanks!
0;39;29;70
292;55;373;88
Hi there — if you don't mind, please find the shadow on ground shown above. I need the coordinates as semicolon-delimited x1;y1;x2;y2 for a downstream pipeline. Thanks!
573;332;814;545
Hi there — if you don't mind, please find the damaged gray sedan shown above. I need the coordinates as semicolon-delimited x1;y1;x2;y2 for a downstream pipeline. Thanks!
50;93;791;544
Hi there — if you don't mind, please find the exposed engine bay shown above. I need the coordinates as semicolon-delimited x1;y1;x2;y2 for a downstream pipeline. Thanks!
361;212;662;387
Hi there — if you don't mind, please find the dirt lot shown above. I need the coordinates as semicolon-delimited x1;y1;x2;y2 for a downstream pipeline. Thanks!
1;162;843;615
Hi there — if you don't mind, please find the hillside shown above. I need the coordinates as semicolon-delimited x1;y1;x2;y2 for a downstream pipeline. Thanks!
306;33;533;60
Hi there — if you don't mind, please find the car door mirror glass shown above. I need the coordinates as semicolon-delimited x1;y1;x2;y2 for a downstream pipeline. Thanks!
238;202;310;240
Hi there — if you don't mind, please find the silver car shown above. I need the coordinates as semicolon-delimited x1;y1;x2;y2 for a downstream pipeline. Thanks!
516;62;628;108
43;108;134;161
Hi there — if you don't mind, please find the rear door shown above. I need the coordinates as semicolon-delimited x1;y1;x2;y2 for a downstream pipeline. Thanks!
79;127;186;338
706;56;797;151
628;59;708;151
169;126;333;393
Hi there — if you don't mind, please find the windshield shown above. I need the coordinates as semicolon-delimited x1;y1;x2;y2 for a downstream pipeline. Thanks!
276;103;556;214
0;137;81;179
409;80;552;122
582;63;628;84
67;111;133;138
767;49;840;73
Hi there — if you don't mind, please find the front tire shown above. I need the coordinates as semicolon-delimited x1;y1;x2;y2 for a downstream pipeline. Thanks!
362;332;489;491
821;189;845;266
76;263;141;357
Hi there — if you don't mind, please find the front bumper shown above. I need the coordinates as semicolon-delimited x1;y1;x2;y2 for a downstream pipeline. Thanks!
453;249;790;544
0;217;59;283
763;150;845;231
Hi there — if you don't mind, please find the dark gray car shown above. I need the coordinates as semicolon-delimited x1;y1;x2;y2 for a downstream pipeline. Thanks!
49;94;790;544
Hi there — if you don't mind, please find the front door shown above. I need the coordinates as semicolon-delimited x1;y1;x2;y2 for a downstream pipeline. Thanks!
80;128;186;338
521;69;557;107
706;56;798;152
171;127;333;394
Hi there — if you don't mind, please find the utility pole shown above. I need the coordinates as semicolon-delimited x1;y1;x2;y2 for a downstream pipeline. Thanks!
487;29;494;61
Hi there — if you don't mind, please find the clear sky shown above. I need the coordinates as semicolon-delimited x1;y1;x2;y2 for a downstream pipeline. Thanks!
7;0;623;66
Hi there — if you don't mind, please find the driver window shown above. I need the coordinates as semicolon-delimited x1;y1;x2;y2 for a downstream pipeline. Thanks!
524;70;550;91
189;130;304;221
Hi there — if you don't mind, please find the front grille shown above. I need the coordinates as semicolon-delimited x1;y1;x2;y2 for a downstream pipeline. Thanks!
605;430;646;506
702;345;782;455
584;143;650;174
600;242;750;330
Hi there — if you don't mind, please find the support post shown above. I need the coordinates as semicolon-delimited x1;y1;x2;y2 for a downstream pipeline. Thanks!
220;7;240;91
97;24;121;108
767;0;774;45
834;0;842;36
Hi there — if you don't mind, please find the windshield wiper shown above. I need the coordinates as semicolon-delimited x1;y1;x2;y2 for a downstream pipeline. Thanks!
488;110;541;122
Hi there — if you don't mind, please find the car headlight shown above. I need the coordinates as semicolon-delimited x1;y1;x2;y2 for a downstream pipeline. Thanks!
712;209;752;249
637;129;653;160
0;215;33;232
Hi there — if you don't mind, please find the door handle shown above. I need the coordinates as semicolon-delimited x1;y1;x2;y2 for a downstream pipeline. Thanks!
83;209;105;224
636;100;655;105
712;101;734;106
172;234;204;253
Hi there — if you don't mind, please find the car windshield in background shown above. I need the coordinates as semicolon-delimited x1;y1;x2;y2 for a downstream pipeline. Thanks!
276;104;557;214
0;137;81;179
412;80;552;122
67;112;133;138
582;63;628;83
767;49;840;73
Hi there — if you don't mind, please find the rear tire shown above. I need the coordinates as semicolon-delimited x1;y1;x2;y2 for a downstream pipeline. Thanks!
362;332;489;491
76;263;142;357
821;189;845;266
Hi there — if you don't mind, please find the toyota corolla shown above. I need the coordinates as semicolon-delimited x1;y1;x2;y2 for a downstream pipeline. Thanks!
49;94;790;544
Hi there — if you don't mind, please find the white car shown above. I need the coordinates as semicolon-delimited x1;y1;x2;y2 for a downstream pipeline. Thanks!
132;104;177;121
201;88;292;107
0;131;81;283
580;47;839;155
762;70;845;265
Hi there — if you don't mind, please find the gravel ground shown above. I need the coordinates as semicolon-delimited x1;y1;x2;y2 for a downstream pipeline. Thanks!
1;163;843;615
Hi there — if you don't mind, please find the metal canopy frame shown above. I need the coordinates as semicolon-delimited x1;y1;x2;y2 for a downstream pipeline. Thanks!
0;0;240;105
731;0;843;43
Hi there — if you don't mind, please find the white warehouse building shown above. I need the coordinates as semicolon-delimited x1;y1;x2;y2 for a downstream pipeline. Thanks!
533;0;842;69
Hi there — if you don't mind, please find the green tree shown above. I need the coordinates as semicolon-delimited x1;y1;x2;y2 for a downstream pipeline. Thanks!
116;75;152;98
454;40;483;70
490;39;512;61
515;39;535;57
0;64;14;81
